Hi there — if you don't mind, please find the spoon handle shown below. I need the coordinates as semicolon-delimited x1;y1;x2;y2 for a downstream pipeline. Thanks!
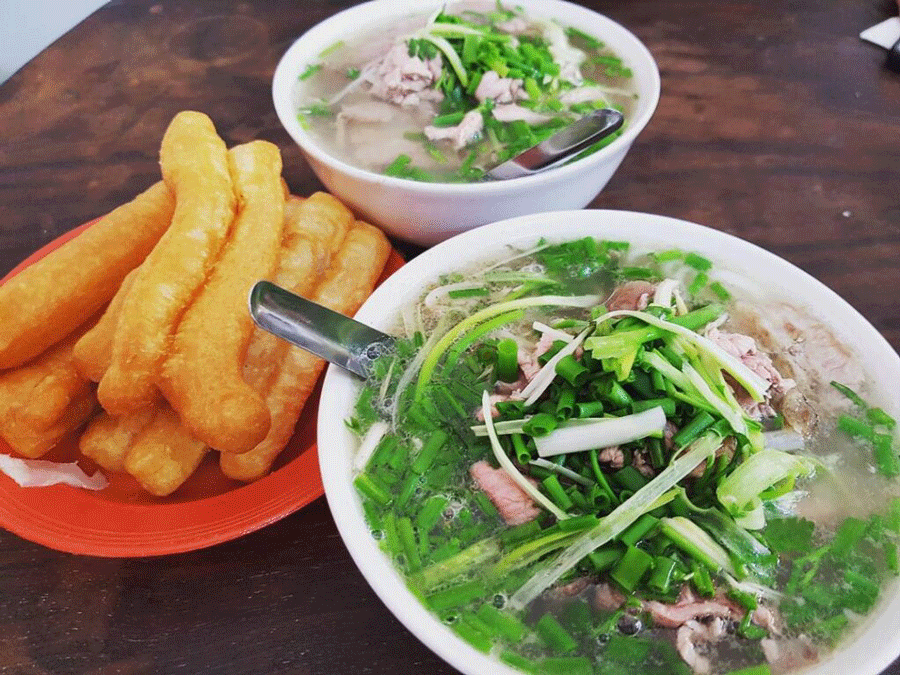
248;281;394;379
485;108;625;180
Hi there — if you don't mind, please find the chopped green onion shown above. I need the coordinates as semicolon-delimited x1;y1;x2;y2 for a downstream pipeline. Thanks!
536;613;578;655
299;63;322;80
610;545;654;592
354;473;392;506
496;338;519;382
684;252;713;271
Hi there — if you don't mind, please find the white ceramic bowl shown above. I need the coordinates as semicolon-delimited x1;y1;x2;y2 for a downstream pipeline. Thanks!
318;209;900;675
273;1;660;246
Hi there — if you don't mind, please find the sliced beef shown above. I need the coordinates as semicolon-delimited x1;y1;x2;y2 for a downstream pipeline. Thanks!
469;460;540;525
606;281;656;312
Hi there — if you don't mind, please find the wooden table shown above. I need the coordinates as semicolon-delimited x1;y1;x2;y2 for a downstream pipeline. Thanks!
1;1;898;673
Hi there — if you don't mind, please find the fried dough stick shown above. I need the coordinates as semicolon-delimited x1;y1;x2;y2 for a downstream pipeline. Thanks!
221;221;390;481
82;193;357;494
0;325;98;458
99;111;236;415
124;404;208;497
159;141;285;454
73;268;138;382
79;408;155;472
0;182;174;370
242;193;354;395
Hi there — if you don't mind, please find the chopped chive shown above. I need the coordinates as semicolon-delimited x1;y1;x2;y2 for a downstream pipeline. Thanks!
542;474;574;511
318;39;345;58
565;26;604;49
555;354;590;387
610;545;654;592
631;397;676;416
398;517;422;572
690;560;715;596
473;490;500;520
653;249;683;263
447;286;490;298
874;433;899;477
511;433;533;465
649;555;679;593
587;546;623;572
684;252;713;271
831;380;867;407
496;338;520;382
299;63;322;80
346;66;360;79
354;473;392;506
395;473;419;510
522;412;558;437
557;514;599;532
432;111;466;127
723;665;772;675
709;281;731;300
382;512;401;557
411;429;449;474
868;407;897;429
621;266;655;280
688;272;709;296
427;580;485;611
540;656;593;675
619;513;660;547
477;603;528;641
575;400;605;418
672;411;715;448
452;616;492;653
837;414;875;441
536;613;578;655
501;650;538;674
555;385;576;420
418;496;449;532
297;103;331;116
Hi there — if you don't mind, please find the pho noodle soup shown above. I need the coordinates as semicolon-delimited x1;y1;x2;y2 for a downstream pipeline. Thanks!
349;237;900;675
296;4;638;182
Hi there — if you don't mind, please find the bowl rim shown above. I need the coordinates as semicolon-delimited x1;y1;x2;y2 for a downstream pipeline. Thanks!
272;0;661;193
318;208;900;675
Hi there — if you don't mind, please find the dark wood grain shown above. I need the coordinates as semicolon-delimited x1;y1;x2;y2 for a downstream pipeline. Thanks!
0;1;898;674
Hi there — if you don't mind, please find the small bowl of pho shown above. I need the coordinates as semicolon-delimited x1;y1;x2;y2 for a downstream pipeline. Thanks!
318;209;900;675
272;0;660;246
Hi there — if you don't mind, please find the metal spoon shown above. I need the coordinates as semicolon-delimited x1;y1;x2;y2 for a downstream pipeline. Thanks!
248;280;394;378
484;108;624;180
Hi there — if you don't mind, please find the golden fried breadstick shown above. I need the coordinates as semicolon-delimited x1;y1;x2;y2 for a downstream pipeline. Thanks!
79;407;155;472
0;326;98;458
124;404;208;497
159;141;285;454
242;193;353;395
1;388;97;459
0;182;174;370
73;268;138;382
221;221;390;481
99;111;236;415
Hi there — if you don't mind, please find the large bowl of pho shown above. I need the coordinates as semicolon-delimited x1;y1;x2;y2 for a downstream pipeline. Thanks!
318;209;900;675
272;1;660;245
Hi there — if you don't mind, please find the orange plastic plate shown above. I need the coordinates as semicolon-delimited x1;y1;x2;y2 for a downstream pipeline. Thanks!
0;219;404;556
